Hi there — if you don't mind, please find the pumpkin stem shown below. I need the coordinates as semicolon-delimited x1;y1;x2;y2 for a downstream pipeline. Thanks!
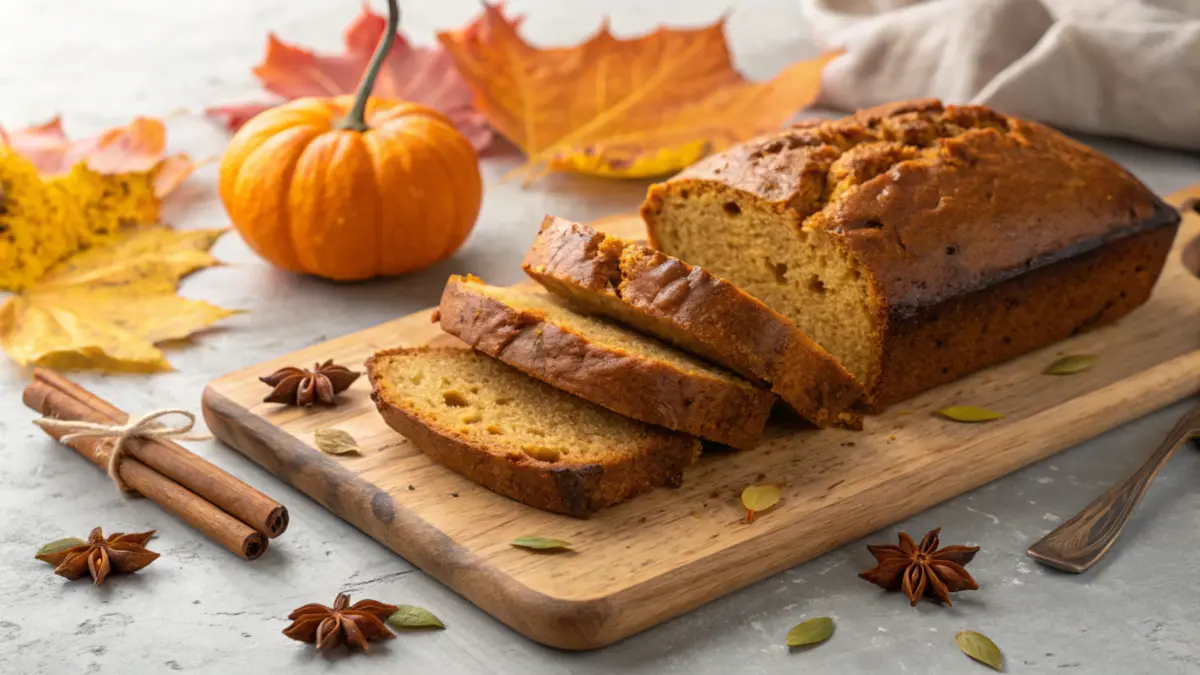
337;0;400;132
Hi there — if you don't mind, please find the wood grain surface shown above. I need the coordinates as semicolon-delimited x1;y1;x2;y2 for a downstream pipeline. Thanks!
202;202;1200;650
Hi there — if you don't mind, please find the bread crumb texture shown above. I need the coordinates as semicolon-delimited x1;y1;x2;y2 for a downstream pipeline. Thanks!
643;98;1171;401
371;347;676;464
367;347;700;516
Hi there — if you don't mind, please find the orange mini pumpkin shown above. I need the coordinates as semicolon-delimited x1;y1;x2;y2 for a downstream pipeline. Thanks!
218;1;481;281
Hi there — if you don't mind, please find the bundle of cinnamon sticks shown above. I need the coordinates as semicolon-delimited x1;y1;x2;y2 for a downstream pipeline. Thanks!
23;368;288;560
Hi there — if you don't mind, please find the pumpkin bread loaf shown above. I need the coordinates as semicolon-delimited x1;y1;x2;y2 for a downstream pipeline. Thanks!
642;99;1180;409
523;215;863;428
367;347;699;517
437;275;775;449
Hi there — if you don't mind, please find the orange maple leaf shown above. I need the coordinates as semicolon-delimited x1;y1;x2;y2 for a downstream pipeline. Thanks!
0;116;193;199
207;4;491;150
439;5;837;181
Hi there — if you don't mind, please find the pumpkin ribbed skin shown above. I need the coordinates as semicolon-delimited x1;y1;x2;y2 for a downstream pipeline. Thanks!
219;96;482;280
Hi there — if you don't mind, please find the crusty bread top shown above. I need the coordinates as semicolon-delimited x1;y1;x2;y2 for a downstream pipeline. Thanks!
437;275;775;448
644;99;1179;314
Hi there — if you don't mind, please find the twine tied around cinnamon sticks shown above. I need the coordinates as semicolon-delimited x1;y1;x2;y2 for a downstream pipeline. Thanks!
34;410;212;495
24;369;288;561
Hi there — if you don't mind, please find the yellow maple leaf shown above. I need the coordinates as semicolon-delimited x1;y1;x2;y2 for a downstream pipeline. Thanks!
0;226;240;373
439;6;837;181
0;116;195;292
0;148;166;292
0;149;79;290
0;115;193;196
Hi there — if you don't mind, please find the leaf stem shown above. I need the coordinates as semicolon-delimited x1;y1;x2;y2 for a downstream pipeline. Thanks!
338;0;400;132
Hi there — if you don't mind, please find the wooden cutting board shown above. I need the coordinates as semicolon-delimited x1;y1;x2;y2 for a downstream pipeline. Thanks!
202;197;1200;651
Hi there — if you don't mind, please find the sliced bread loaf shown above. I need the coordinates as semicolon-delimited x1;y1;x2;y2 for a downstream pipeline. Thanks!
367;347;700;517
522;216;863;427
436;274;775;449
640;100;1178;409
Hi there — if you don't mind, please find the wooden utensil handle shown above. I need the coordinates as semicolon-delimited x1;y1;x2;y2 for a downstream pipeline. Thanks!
1027;401;1200;573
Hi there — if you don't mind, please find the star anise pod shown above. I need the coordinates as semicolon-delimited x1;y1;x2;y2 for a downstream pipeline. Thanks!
283;593;399;651
260;359;360;406
858;527;979;606
35;527;159;586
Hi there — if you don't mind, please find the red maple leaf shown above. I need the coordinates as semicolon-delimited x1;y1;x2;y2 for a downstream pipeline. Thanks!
0;116;193;198
207;4;491;150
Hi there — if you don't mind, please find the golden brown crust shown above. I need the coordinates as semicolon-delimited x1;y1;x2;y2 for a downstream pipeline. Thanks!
522;215;863;427
646;99;1178;313
437;277;775;449
642;99;1182;409
366;347;699;518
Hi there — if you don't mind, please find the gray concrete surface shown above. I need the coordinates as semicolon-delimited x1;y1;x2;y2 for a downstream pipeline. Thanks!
1;1;1198;673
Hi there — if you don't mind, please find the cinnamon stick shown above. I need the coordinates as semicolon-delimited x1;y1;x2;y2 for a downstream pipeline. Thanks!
30;368;288;538
23;379;268;561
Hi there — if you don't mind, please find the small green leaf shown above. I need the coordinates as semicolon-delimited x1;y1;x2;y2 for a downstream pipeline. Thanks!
1045;354;1097;375
386;605;445;630
786;616;834;648
956;630;1004;671
510;536;572;551
35;537;85;560
937;405;1005;423
741;484;782;518
314;428;359;455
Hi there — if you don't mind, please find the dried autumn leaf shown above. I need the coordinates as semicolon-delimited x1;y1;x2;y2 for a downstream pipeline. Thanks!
0;116;194;197
785;616;834;647
0;226;239;372
439;5;836;181
386;605;445;630
0;149;77;291
741;483;782;522
955;630;1005;671
1045;354;1097;375
0;116;196;293
314;428;360;456
937;406;1005;423
510;536;572;551
207;5;490;150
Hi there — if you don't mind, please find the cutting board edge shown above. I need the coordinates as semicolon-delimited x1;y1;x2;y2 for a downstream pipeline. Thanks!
201;384;619;651
202;349;1200;650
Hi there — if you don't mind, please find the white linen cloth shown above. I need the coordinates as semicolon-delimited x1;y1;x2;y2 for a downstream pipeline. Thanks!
799;0;1200;151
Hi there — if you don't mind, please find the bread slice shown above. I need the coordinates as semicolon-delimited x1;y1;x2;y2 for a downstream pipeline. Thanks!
367;347;700;517
522;216;863;427
436;275;775;449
